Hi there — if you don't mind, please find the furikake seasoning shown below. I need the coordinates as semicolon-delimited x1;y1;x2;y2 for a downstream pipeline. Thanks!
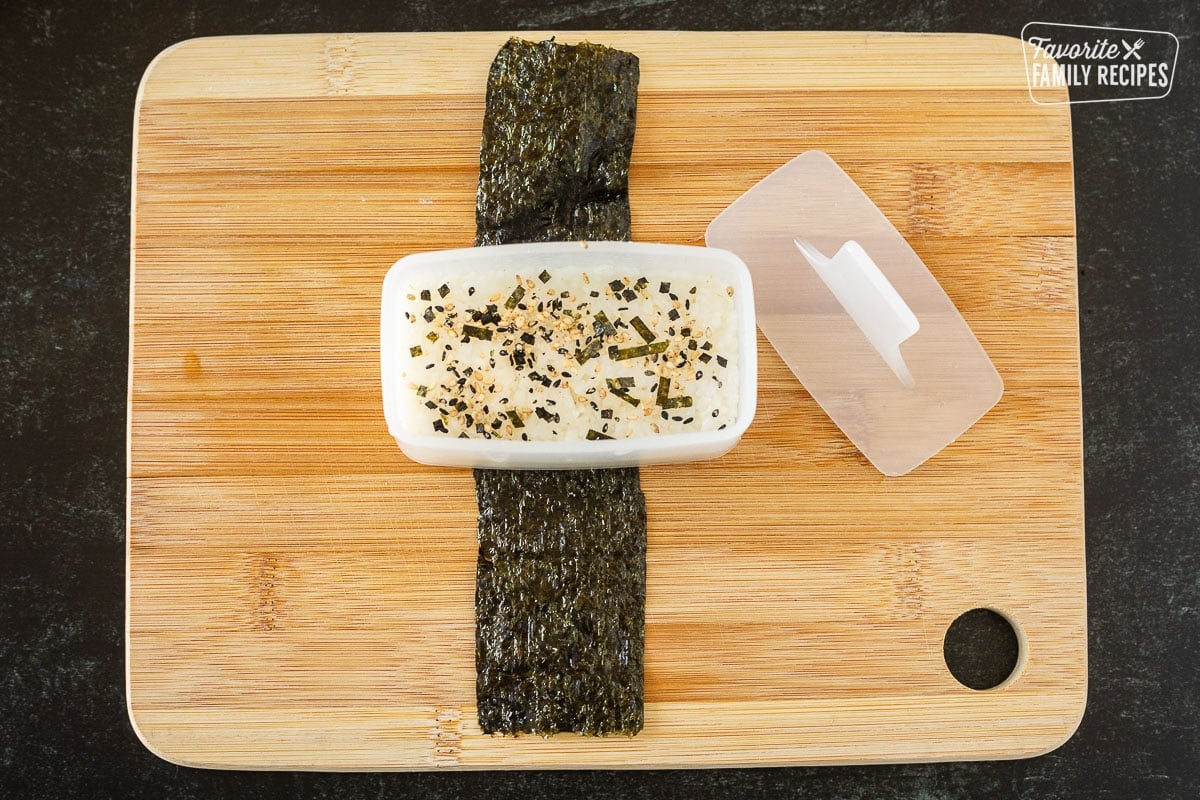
397;266;739;441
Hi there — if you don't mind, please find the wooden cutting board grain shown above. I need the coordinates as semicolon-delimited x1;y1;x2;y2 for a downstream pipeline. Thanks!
127;31;1085;770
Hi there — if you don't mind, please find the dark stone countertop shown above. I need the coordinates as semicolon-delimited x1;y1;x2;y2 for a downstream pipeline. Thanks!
2;1;1196;797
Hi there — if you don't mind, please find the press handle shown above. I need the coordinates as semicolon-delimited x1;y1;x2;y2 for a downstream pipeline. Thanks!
793;238;919;388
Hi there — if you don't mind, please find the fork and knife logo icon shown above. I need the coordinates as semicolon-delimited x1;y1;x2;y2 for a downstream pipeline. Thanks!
1122;38;1145;60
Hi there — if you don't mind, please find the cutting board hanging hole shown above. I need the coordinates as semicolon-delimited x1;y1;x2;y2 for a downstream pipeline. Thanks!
943;608;1021;690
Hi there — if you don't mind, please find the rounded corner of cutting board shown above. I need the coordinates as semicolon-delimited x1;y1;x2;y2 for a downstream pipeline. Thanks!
136;37;224;107
1022;680;1090;760
126;701;207;770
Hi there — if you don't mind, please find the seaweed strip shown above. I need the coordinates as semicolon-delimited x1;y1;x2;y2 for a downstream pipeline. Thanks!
473;37;645;736
474;469;645;735
474;38;639;247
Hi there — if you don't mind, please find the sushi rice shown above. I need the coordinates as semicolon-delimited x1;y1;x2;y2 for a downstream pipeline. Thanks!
396;264;740;441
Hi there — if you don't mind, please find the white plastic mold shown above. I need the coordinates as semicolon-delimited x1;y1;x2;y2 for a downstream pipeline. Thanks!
381;241;757;469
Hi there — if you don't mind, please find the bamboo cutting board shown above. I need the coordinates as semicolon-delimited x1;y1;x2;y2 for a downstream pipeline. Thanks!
127;32;1085;770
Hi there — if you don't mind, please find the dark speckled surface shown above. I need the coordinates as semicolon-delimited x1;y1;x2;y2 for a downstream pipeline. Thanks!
2;0;1197;797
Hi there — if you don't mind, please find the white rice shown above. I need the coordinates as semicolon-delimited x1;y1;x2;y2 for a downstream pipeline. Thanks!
395;264;740;441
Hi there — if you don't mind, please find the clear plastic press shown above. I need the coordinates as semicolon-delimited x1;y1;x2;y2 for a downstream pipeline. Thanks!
706;151;1003;476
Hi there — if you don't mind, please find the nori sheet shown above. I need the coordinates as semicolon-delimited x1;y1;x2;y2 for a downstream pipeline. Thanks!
474;469;646;735
474;37;639;247
473;37;646;736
